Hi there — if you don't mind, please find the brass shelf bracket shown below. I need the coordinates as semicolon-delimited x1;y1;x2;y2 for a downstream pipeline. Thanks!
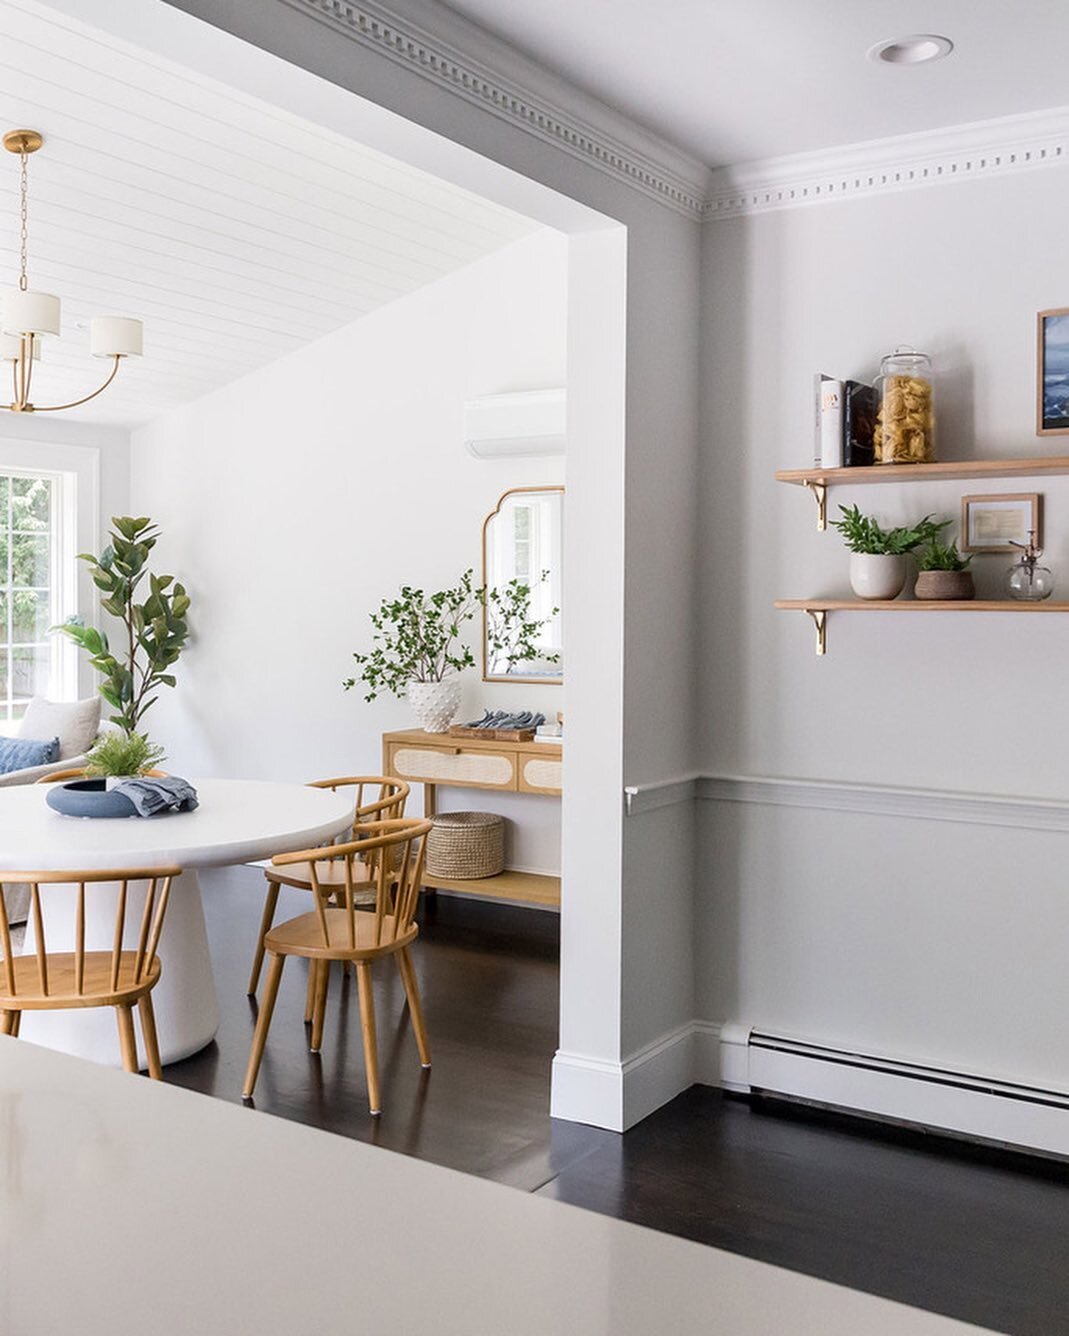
806;608;827;655
802;479;828;530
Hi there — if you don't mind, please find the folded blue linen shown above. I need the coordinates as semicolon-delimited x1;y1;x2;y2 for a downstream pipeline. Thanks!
112;776;199;816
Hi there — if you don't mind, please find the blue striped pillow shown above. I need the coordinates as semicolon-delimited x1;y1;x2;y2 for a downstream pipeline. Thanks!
0;735;60;774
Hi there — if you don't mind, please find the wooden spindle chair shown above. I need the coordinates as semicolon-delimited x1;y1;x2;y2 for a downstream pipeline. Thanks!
243;818;433;1117
0;866;181;1078
246;775;410;998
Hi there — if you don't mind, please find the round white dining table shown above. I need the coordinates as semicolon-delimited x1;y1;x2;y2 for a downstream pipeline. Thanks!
0;778;355;1067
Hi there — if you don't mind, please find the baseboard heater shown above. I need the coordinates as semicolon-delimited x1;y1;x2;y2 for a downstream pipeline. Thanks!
719;1024;1069;1159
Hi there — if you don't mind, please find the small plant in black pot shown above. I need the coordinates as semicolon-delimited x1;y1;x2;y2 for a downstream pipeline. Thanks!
914;540;975;601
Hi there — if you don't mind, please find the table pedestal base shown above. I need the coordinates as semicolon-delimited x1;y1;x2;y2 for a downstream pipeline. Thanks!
18;870;220;1068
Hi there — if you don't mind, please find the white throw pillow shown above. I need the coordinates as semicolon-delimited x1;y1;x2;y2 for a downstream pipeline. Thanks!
19;695;101;760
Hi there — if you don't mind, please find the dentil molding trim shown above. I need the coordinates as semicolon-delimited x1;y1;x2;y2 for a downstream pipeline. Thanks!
283;0;709;218
706;106;1069;219
280;4;1069;221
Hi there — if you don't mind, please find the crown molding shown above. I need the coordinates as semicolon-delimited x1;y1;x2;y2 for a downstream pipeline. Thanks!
705;106;1069;220
281;0;710;219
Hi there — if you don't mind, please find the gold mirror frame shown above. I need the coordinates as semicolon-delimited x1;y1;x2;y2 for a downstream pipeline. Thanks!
481;485;564;684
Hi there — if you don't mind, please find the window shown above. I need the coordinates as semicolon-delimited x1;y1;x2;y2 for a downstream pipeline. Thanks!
0;468;77;722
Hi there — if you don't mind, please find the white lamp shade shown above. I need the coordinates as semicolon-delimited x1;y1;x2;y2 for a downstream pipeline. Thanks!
2;289;60;337
90;316;142;358
0;331;41;362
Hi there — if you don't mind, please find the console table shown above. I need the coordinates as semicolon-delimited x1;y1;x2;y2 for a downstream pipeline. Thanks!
382;728;561;906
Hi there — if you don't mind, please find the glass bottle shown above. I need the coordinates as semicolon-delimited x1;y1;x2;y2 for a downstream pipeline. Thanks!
874;347;935;464
1006;532;1054;601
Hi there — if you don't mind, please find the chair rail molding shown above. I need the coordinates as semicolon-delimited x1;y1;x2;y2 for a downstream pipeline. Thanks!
281;0;710;218
698;773;1069;835
706;105;1069;219
623;774;700;816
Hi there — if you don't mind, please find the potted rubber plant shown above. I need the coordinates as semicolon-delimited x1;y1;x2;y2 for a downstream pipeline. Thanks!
56;515;191;776
914;540;975;601
344;570;481;732
831;505;948;600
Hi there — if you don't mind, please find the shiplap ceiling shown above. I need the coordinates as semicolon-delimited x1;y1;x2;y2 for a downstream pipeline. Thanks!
0;0;540;426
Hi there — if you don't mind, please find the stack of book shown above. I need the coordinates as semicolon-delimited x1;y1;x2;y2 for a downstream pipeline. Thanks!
814;373;877;469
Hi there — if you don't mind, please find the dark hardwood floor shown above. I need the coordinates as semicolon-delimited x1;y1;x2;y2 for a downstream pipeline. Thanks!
175;868;1069;1336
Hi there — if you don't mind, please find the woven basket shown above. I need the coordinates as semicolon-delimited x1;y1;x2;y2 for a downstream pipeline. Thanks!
426;811;505;879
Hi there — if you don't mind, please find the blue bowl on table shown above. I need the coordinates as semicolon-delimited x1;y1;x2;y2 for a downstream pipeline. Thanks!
46;778;137;819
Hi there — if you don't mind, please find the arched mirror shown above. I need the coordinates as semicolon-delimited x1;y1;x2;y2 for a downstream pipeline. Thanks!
482;486;563;683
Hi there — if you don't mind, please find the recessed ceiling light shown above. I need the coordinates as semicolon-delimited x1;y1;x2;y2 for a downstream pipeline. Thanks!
868;34;954;65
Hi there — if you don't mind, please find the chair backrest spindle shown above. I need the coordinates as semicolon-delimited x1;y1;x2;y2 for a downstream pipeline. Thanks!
272;819;432;953
0;868;181;1005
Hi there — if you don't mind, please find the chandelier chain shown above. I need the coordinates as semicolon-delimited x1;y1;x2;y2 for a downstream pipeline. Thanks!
17;146;28;292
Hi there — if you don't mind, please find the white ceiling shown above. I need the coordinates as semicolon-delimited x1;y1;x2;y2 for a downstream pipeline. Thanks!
434;0;1069;168
0;0;539;426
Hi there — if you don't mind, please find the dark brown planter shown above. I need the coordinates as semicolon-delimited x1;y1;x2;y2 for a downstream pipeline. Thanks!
914;569;975;601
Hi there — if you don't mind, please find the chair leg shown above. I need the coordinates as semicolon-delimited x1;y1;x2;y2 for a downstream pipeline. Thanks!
247;881;281;995
310;959;330;1053
304;959;320;1023
397;947;431;1068
243;952;285;1100
355;962;381;1117
0;1010;16;1037
138;993;163;1080
9;1011;19;1038
116;1004;139;1073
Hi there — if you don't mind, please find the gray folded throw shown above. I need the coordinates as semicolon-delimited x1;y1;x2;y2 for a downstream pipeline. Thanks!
113;776;199;816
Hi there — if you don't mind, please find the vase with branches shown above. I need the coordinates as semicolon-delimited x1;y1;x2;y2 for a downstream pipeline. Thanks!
483;571;561;677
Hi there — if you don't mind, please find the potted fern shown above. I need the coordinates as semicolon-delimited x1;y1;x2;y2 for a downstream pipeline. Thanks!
914;540;974;601
831;505;948;600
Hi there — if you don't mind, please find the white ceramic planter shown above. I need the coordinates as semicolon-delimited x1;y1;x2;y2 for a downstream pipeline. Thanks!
408;677;462;733
849;553;907;600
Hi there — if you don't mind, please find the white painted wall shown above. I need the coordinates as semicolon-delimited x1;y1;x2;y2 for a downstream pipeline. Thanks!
698;166;1069;1095
132;230;566;873
45;0;703;1129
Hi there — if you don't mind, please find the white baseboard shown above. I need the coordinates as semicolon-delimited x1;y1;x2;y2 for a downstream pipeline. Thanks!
551;1020;703;1131
550;1050;625;1130
714;1025;1069;1159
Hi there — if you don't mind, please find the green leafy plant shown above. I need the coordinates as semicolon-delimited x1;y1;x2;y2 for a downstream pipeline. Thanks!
916;540;972;572
56;516;191;736
482;571;561;676
84;731;166;779
831;504;949;555
344;570;481;702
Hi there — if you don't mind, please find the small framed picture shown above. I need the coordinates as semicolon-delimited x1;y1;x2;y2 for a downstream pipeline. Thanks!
1037;308;1069;434
961;493;1041;553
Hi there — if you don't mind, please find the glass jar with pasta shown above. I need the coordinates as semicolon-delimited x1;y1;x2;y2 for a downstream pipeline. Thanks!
875;347;935;464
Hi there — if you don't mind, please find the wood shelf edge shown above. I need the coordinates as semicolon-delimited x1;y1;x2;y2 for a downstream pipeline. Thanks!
776;455;1069;487
422;868;560;907
775;599;1069;612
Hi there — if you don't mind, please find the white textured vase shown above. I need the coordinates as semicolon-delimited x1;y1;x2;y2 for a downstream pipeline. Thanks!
849;553;906;601
408;677;462;733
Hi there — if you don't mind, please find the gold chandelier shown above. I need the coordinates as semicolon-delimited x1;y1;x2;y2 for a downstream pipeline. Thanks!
2;129;142;413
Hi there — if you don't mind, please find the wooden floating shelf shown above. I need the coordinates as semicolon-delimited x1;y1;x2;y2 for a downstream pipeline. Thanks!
777;455;1069;486
775;599;1069;654
775;599;1069;612
776;456;1069;528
